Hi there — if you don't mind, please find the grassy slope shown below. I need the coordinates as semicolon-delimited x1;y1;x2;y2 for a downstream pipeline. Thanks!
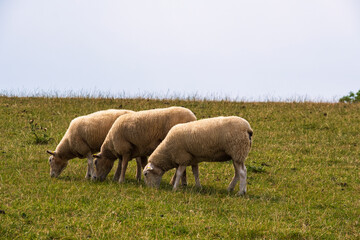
0;96;359;239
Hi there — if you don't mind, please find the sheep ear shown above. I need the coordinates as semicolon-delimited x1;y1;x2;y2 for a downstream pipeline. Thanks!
47;150;56;156
143;164;154;176
144;163;154;171
93;153;101;159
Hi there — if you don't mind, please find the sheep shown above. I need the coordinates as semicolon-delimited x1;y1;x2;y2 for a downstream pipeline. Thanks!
93;106;197;183
143;116;253;196
46;109;138;179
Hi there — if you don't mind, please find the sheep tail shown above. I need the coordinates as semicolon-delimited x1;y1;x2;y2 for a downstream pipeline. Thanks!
248;129;253;147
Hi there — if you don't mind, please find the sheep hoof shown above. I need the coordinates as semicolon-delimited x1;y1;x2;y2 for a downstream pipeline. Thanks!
237;190;246;196
227;187;234;193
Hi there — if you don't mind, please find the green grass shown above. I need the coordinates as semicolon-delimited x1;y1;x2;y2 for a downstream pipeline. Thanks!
0;96;359;239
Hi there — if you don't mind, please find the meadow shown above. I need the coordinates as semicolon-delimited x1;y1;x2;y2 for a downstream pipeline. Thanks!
0;96;359;239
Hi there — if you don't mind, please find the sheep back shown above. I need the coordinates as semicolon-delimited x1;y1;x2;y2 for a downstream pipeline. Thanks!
55;109;133;158
148;116;253;170
101;107;197;159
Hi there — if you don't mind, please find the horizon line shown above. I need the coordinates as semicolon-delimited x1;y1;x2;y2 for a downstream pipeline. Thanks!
0;88;343;103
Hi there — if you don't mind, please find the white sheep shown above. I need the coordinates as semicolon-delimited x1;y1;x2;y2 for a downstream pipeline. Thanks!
93;106;197;183
143;116;253;196
46;109;136;179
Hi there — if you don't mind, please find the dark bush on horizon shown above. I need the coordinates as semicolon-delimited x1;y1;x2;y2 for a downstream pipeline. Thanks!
339;90;360;103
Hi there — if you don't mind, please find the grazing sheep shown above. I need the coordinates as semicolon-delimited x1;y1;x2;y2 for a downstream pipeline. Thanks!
46;109;135;179
143;116;253;196
93;107;197;183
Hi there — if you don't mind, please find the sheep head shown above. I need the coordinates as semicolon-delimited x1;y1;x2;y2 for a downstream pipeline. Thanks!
143;163;164;188
93;153;114;181
47;150;68;178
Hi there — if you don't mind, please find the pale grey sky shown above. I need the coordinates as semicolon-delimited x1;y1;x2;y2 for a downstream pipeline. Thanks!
0;0;359;101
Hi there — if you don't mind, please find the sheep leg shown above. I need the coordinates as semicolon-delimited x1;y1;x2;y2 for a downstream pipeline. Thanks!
228;161;241;193
181;169;187;186
238;162;247;196
135;156;147;182
140;156;147;168
192;164;201;188
135;157;142;182
119;154;130;183
170;168;187;186
85;153;94;179
173;165;186;191
170;172;176;186
113;158;122;182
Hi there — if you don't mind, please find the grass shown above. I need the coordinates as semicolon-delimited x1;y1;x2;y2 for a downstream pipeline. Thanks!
0;96;359;239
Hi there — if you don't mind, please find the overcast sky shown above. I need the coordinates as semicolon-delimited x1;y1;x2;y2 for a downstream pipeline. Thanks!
0;0;359;101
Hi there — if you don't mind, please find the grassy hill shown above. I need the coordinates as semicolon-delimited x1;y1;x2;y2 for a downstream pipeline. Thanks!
0;96;359;239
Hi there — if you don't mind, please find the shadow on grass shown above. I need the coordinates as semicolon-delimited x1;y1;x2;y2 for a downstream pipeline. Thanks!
55;175;87;182
155;181;257;198
54;174;278;201
55;174;143;185
155;179;285;202
54;174;237;197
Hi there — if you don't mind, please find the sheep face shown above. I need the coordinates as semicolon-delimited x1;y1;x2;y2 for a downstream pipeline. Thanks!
47;150;68;178
143;163;163;188
93;154;114;181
